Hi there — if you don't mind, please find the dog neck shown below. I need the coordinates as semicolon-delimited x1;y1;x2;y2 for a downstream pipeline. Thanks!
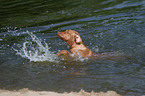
70;43;86;49
66;39;85;49
66;40;74;47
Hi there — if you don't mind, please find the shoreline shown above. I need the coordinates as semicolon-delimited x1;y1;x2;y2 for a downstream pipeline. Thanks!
0;88;121;96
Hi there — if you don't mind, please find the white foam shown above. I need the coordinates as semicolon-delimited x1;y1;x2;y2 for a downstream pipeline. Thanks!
13;31;58;62
70;52;89;62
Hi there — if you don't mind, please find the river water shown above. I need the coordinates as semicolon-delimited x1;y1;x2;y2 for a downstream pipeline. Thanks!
0;0;145;95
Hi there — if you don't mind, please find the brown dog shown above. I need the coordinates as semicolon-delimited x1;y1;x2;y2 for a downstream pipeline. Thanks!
56;30;127;60
57;30;95;57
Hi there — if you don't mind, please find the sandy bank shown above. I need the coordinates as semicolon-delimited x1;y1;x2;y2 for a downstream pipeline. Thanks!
0;88;121;96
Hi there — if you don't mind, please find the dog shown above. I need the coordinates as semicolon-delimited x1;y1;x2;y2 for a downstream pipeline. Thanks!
56;30;97;57
56;30;127;61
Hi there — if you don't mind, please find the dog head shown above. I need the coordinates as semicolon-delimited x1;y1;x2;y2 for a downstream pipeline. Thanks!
57;30;83;46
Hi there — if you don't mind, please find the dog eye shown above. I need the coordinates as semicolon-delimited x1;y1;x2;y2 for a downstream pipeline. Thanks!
66;31;69;34
65;31;68;33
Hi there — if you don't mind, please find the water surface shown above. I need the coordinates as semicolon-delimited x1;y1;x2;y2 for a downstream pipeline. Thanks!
0;0;145;96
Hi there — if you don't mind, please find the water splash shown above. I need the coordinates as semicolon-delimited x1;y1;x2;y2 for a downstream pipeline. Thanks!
12;31;91;62
69;52;89;62
13;31;58;62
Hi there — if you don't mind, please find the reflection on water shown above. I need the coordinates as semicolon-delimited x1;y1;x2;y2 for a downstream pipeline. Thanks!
0;0;145;96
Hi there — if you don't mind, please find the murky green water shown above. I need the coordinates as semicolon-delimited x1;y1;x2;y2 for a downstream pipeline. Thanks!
0;0;145;95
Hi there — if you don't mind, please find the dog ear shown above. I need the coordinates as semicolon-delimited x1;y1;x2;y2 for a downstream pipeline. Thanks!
75;35;82;44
